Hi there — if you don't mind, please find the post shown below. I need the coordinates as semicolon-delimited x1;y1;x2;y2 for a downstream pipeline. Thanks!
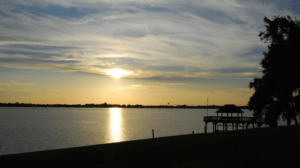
205;125;207;133
206;98;209;117
192;131;194;135
152;129;154;139
214;123;216;132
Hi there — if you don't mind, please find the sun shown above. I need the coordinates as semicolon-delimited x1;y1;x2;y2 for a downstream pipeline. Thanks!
106;68;131;79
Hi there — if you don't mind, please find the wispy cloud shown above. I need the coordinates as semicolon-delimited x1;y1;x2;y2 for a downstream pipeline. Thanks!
161;83;189;86
0;0;299;79
0;81;36;87
0;87;43;95
118;83;182;91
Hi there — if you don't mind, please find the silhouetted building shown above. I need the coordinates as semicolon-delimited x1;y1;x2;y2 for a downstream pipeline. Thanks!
204;104;264;133
216;104;244;117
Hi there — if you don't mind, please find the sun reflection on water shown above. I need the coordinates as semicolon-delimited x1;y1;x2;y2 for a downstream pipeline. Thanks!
109;108;123;142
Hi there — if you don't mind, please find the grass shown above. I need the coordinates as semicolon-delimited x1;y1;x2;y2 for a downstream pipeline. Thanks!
1;125;300;167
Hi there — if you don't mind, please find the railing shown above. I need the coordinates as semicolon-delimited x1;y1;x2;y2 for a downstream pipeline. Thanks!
204;116;265;123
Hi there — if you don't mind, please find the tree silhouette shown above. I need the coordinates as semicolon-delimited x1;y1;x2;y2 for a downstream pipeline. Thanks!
249;16;300;126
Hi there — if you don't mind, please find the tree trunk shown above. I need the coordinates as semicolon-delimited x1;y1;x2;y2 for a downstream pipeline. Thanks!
290;101;299;125
286;110;291;126
287;118;291;126
268;119;278;127
293;115;299;125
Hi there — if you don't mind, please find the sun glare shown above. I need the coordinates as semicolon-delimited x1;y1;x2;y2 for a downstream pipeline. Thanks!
106;68;131;79
109;108;123;142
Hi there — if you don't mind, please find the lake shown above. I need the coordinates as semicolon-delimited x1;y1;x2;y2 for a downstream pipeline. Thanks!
0;107;276;155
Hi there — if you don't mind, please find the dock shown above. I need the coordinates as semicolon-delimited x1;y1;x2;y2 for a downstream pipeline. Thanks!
203;104;265;133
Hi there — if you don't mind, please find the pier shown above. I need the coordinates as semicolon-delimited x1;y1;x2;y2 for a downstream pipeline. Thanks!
204;104;265;133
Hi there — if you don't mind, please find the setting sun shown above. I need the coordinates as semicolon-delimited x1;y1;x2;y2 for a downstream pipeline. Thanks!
106;68;131;79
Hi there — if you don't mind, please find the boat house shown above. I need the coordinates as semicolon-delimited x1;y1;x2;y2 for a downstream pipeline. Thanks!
203;104;265;133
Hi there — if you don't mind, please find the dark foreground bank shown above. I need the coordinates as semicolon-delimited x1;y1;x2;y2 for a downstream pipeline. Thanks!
1;126;300;168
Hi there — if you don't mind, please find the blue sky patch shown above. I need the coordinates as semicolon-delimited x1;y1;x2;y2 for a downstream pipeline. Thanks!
182;5;227;24
11;5;97;19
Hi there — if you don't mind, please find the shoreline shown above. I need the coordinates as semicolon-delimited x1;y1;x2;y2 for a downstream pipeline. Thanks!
1;125;299;167
0;106;250;109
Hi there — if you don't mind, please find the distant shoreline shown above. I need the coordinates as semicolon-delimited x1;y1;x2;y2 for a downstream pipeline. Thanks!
0;103;250;109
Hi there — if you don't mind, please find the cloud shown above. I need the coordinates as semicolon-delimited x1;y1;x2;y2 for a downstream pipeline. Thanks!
0;88;42;94
0;81;36;87
0;0;299;79
118;83;185;91
117;84;159;91
0;88;44;97
161;83;189;86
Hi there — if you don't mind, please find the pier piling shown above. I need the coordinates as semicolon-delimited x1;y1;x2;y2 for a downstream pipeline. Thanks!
152;129;154;139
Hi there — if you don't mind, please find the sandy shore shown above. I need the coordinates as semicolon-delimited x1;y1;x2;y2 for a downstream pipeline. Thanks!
1;125;300;167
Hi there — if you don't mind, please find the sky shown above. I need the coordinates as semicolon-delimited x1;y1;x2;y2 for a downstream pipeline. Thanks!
0;0;300;106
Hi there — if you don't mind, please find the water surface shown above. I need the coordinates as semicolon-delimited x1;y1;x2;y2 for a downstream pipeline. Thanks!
0;107;260;155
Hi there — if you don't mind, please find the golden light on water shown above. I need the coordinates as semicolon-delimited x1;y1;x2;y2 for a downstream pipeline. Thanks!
106;68;131;79
109;108;123;142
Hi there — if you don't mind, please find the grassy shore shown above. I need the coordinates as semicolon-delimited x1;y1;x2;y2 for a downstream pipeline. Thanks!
1;125;300;168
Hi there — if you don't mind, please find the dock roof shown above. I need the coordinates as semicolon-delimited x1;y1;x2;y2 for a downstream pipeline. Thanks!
216;104;244;113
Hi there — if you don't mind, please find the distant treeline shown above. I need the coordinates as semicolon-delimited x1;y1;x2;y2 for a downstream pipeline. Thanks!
0;102;249;109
